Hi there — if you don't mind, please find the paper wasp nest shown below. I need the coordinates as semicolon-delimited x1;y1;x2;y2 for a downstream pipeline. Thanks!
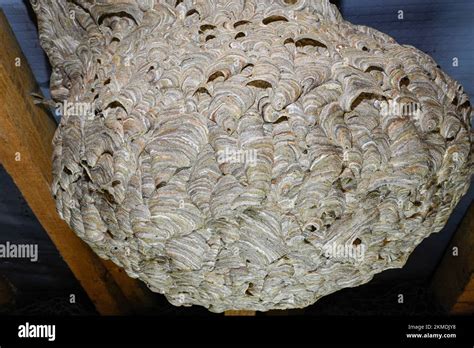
32;0;473;312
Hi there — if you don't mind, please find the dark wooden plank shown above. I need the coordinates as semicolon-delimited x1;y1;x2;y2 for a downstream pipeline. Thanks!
431;202;474;314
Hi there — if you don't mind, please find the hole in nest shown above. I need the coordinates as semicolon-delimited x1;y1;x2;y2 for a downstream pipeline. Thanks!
111;37;120;43
200;24;216;32
353;238;362;246
362;46;369;51
186;9;199;17
262;15;288;25
399;76;410;88
284;38;295;45
245;284;255;296
295;38;327;49
194;87;211;97
205;35;216;41
235;32;246;39
63;167;72;175
234;20;250;28
104;78;111;86
274;115;288;124
366;66;384;73
105;100;127;112
156;181;167;190
284;0;298;4
207;70;225;83
247;80;272;89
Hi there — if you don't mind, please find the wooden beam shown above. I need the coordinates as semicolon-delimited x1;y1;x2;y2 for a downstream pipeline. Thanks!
0;10;155;315
431;201;474;314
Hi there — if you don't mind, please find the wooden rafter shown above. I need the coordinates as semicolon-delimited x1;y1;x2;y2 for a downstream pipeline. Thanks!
431;201;474;314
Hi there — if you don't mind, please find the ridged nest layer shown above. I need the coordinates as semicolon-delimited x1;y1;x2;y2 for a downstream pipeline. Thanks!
32;0;473;312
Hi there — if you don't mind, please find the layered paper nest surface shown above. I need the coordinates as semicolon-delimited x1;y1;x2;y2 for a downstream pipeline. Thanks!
32;0;473;312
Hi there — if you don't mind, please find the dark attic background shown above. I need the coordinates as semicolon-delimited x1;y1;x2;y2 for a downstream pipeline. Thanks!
0;0;472;315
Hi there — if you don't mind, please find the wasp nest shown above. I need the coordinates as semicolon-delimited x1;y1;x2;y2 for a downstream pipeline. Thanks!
32;0;473;312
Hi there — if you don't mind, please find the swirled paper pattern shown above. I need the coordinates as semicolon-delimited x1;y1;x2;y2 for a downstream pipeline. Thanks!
32;0;473;312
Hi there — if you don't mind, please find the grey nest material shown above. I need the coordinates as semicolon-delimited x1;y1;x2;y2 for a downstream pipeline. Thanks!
32;0;473;312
